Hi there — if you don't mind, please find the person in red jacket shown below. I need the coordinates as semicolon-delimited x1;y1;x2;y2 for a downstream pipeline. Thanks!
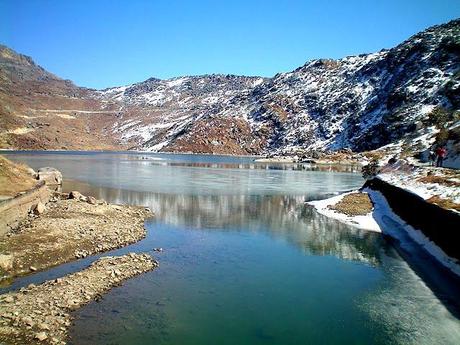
435;146;448;167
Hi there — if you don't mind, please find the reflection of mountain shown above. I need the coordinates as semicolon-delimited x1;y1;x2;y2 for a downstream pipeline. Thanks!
64;180;382;266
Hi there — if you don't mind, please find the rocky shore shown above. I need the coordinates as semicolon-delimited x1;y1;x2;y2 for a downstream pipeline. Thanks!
0;155;159;345
0;191;153;280
0;253;157;345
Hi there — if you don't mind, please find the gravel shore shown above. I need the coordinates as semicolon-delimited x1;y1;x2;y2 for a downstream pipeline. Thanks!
0;253;157;344
0;193;153;280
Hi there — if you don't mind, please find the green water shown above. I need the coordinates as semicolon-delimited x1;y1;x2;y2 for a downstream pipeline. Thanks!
4;151;460;345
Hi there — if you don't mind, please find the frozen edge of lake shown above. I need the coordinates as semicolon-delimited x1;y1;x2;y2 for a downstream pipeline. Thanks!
307;191;381;232
308;188;460;277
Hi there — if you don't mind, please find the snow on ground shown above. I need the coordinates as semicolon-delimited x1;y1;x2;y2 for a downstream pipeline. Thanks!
378;166;460;204
308;188;460;276
166;77;189;88
307;191;381;232
365;188;460;276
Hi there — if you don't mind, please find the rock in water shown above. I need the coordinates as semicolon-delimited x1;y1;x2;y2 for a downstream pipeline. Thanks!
37;167;62;185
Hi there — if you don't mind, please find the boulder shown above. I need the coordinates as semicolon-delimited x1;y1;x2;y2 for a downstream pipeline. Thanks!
86;196;97;205
37;167;62;185
0;254;14;272
68;191;84;200
32;201;46;215
26;167;37;178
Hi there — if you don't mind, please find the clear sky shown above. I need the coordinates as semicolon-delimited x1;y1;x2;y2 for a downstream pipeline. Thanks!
1;0;459;89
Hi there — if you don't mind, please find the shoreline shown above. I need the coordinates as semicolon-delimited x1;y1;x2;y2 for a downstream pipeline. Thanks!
0;149;262;159
0;155;159;344
307;176;460;277
0;192;153;281
0;253;157;345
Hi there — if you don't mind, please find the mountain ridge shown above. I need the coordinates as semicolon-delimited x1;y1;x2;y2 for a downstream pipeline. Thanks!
1;18;459;156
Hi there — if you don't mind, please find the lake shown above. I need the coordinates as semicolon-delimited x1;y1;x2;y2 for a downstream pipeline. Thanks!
3;151;460;345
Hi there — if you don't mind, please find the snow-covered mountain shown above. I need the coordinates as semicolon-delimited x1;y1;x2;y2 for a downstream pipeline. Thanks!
1;19;459;155
97;19;459;154
97;75;266;152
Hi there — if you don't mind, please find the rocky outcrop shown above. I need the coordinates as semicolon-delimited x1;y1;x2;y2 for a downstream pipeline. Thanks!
36;168;62;186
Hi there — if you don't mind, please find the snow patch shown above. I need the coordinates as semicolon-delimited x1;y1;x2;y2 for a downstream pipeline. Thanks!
307;191;381;232
366;189;460;276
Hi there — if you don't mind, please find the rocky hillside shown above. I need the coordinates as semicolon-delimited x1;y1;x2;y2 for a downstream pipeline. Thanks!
1;19;459;155
98;74;268;153
0;45;123;150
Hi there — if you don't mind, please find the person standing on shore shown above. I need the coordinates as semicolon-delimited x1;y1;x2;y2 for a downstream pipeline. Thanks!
435;146;447;167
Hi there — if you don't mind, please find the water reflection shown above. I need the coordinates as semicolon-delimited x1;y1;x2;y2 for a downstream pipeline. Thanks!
5;152;460;344
4;150;361;173
6;152;361;196
64;180;382;266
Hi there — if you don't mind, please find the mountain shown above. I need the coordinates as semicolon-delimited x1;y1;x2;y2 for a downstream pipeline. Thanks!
1;19;459;155
97;74;269;154
0;44;124;150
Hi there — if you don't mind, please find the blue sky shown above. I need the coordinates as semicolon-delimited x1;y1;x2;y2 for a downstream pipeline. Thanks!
1;0;459;89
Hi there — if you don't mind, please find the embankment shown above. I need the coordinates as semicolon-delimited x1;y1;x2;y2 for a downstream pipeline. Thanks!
0;181;50;237
364;177;460;262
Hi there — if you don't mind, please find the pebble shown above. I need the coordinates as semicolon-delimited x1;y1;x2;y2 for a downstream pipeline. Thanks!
38;322;51;330
35;332;48;341
0;192;154;344
23;316;34;326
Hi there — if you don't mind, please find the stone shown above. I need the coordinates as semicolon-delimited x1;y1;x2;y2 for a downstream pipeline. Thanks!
0;254;14;272
35;332;48;341
68;191;84;200
23;316;33;326
37;167;62;185
26;167;38;178
32;201;46;215
4;296;14;303
86;196;97;205
38;322;50;330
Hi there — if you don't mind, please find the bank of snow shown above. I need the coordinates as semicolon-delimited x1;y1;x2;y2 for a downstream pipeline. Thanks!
365;188;460;277
378;170;460;205
308;187;460;277
307;191;381;232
